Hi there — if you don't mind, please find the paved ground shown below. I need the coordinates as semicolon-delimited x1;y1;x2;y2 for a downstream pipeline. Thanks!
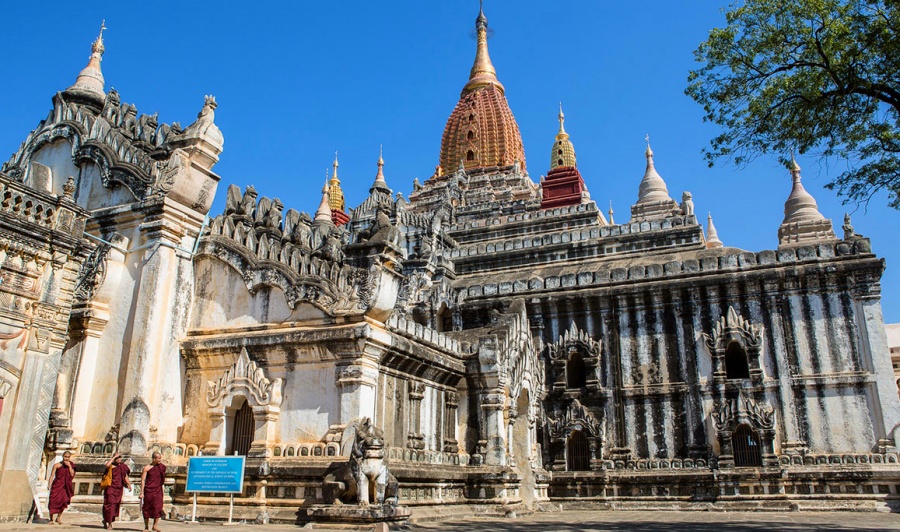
2;511;899;531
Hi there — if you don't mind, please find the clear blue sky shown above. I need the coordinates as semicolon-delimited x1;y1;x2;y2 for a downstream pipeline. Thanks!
3;1;899;322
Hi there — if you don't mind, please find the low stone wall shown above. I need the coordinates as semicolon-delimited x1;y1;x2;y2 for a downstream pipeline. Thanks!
56;454;900;522
549;463;900;511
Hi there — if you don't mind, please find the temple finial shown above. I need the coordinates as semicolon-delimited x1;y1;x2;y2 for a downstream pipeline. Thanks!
314;179;333;223
464;0;503;94
557;102;567;138
65;20;108;103
706;212;723;248
373;146;388;189
550;104;576;169
93;20;107;54
328;154;346;214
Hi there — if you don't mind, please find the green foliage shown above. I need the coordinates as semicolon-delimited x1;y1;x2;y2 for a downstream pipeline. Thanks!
687;0;900;209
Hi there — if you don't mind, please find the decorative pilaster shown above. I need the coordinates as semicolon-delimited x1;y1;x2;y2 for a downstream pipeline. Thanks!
118;199;207;455
850;273;900;452
406;381;426;450
443;390;459;453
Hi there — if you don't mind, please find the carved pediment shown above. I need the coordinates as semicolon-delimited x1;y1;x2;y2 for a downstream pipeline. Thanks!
547;322;601;361
547;399;604;439
703;306;762;352
207;347;283;409
711;389;774;432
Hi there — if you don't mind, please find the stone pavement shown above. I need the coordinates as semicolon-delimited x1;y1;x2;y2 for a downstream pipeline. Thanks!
1;511;898;531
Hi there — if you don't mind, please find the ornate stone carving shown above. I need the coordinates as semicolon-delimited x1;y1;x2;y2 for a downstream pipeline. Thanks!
206;347;283;409
546;399;604;439
323;418;399;507
711;389;775;432
703;306;762;352
702;306;764;382
73;243;110;303
547;322;601;360
681;191;694;216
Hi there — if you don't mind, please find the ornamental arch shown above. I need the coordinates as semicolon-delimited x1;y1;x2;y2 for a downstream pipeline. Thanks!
202;347;283;458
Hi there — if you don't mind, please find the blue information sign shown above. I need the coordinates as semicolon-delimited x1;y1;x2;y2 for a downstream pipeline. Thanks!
186;456;245;493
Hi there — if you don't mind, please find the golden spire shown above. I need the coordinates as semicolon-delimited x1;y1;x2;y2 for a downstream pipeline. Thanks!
556;102;569;140
328;152;345;212
550;103;576;169
463;1;504;95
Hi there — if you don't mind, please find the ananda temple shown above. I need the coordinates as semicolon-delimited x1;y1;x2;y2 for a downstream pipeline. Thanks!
1;5;899;523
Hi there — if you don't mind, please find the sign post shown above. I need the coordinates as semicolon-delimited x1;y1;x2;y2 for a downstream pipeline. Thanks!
185;456;246;525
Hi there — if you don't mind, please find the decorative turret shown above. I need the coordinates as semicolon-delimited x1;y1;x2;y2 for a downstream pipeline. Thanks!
370;146;391;195
63;21;107;107
314;181;334;223
706;212;723;248
541;104;590;210
630;136;682;221
777;156;836;247
328;153;350;226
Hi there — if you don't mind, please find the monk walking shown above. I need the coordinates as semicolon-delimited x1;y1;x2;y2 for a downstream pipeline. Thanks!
47;451;76;525
140;452;166;532
102;453;131;530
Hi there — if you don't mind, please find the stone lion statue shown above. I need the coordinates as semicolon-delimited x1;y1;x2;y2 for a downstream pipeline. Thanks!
322;418;399;507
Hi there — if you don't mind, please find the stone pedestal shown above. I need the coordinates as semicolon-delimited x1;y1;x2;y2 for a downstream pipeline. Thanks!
300;505;410;529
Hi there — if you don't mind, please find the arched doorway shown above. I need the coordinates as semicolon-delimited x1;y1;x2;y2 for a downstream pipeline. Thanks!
566;430;591;471
732;424;762;467
230;400;254;456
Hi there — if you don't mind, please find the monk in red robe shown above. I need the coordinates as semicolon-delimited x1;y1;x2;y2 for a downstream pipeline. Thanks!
47;451;76;525
102;453;131;530
140;452;166;532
